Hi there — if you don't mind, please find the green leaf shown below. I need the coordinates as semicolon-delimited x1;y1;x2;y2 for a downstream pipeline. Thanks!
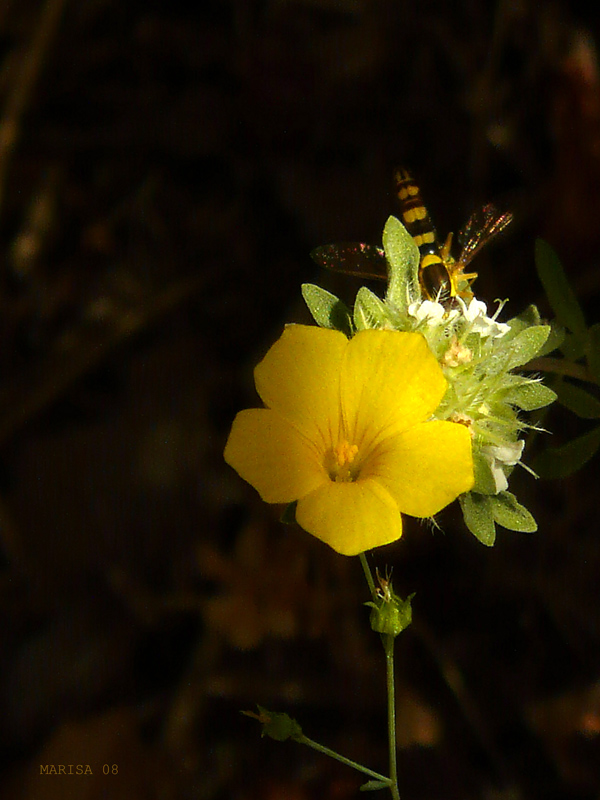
508;304;542;332
533;424;600;478
472;451;499;495
360;779;390;792
382;215;420;311
504;380;557;411
535;239;587;339
536;321;565;357
354;286;389;331
554;381;600;419
506;325;550;369
301;284;352;335
587;322;600;385
459;492;496;546
521;304;543;325
488;492;537;533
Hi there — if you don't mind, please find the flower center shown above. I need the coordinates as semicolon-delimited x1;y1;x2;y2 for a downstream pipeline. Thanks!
326;440;360;482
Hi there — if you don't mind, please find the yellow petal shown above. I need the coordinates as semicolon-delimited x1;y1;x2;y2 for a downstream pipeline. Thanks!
254;325;348;443
224;409;327;502
367;420;474;517
341;331;447;446
296;479;402;556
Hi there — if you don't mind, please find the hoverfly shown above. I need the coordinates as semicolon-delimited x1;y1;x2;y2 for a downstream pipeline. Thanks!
311;168;513;305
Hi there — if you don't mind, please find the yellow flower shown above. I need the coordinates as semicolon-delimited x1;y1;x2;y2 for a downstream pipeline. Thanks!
224;325;474;556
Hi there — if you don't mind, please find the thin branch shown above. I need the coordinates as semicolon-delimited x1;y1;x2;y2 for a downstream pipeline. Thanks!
0;0;69;221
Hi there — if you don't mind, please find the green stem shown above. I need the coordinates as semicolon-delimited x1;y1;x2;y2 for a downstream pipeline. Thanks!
358;553;401;800
295;734;391;786
383;635;401;800
359;551;377;600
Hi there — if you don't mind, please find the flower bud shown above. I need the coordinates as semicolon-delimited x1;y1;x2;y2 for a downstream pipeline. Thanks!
242;706;303;741
366;577;414;637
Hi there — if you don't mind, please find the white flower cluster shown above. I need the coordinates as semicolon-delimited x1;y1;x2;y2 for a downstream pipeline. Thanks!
407;297;510;339
403;295;534;494
482;440;525;493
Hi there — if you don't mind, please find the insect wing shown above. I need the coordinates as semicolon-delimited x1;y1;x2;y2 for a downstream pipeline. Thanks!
310;242;387;281
457;204;513;268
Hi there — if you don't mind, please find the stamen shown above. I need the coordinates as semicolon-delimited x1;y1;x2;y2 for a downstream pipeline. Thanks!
325;440;360;482
334;441;358;467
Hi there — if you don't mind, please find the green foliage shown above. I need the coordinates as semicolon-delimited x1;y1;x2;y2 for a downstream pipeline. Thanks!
505;325;550;369
502;379;557;411
301;284;353;335
459;492;496;546
587;322;600;385
561;331;586;361
533;424;600;478
554;381;600;419
536;321;565;357
488;492;537;533
459;490;537;545
506;304;542;334
381;215;420;311
535;239;587;340
528;242;600;480
353;286;390;331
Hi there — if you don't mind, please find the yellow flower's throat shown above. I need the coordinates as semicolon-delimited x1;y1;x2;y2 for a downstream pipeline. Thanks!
326;440;359;482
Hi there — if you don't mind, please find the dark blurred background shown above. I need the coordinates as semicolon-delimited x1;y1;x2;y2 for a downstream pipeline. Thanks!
0;1;599;798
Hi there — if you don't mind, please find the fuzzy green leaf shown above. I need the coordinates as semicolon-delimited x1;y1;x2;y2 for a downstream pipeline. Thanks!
536;321;565;357
533;424;600;478
488;492;537;533
301;284;352;335
504;380;557;411
354;286;389;331
554;381;600;419
535;239;587;339
507;304;542;333
382;215;420;311
459;492;496;546
506;326;550;369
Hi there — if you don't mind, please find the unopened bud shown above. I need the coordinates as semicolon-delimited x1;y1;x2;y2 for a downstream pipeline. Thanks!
366;573;414;637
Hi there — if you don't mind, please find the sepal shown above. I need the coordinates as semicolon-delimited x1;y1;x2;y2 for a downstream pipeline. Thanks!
382;215;420;311
301;283;352;335
488;491;537;532
503;378;557;411
354;286;391;331
505;325;551;369
366;583;414;638
459;492;496;546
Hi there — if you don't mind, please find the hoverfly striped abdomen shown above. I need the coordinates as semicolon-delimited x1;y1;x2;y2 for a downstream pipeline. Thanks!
394;167;454;302
311;168;513;308
394;167;438;257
